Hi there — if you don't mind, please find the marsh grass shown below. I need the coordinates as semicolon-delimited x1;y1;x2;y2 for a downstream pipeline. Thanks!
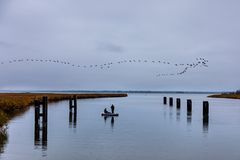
0;93;127;126
208;93;240;99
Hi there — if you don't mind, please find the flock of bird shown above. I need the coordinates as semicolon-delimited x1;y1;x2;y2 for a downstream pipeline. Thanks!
0;57;208;77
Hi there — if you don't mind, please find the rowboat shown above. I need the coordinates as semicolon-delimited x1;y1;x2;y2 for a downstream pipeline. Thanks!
101;113;119;117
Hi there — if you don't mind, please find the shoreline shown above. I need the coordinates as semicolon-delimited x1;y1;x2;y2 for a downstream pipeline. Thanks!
208;93;240;99
0;93;128;126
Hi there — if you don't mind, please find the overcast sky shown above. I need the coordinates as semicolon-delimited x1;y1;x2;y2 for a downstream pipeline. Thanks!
0;0;239;91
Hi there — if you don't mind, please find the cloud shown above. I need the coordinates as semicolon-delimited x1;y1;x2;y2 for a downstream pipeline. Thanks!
0;40;13;48
0;0;239;91
0;41;8;46
96;42;124;54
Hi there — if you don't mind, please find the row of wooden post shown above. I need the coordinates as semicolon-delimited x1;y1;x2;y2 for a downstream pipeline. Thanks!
34;95;78;146
163;97;209;118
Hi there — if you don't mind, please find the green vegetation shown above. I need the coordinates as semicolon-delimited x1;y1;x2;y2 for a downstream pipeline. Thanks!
208;93;240;99
0;93;127;126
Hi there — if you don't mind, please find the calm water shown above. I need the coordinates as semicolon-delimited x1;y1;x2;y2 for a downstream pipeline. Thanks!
1;93;240;160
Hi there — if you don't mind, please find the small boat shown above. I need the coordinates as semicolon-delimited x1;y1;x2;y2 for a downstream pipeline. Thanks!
101;113;119;117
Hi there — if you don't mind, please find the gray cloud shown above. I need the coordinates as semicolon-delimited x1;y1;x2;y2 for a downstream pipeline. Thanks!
96;42;124;54
0;41;11;47
0;0;239;91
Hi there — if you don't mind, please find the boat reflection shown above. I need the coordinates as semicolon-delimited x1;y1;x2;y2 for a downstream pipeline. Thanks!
103;116;115;129
111;117;115;128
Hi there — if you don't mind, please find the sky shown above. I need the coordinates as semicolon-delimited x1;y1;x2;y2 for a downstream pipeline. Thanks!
0;0;239;91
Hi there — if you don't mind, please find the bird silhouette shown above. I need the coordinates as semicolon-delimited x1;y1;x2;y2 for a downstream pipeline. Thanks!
0;57;209;77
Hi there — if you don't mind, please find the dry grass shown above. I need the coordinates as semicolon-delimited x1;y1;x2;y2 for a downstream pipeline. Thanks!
208;93;240;99
0;93;127;126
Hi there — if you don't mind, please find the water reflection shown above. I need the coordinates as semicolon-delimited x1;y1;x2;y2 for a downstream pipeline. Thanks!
34;122;48;149
103;116;115;129
6;93;239;160
187;114;192;124
0;126;8;154
103;116;106;122
69;111;77;128
169;107;173;120
111;117;115;128
203;117;209;133
163;111;167;120
176;109;181;121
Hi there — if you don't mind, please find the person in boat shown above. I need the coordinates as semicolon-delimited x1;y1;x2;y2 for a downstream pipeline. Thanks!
104;108;110;114
111;104;115;113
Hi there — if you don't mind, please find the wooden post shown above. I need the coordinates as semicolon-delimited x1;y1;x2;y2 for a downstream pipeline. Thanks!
187;99;192;115
176;98;181;109
34;123;40;143
69;111;72;123
169;97;173;106
69;97;73;112
163;97;167;105
34;97;48;146
69;96;77;126
73;111;77;124
73;95;77;114
42;96;48;123
42;123;47;143
34;100;40;125
34;100;40;144
203;101;209;118
42;97;48;146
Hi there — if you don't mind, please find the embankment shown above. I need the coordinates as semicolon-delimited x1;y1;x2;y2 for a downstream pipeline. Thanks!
208;93;240;99
0;93;128;126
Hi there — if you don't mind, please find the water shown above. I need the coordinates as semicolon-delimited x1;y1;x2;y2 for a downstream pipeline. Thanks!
1;93;240;160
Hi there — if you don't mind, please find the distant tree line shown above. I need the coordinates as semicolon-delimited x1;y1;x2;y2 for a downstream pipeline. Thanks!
236;90;240;94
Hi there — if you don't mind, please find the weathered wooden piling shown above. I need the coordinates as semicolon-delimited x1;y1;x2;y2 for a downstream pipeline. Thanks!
34;96;48;145
187;99;192;115
203;101;209;118
73;111;77;124
69;95;77;125
34;101;40;124
42;96;48;123
176;98;181;109
34;123;40;142
34;96;48;124
169;97;173;106
42;123;48;143
69;95;77;113
69;111;72;123
163;97;167;105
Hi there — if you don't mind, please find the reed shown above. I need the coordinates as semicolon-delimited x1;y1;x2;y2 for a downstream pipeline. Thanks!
208;93;240;99
0;93;127;126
